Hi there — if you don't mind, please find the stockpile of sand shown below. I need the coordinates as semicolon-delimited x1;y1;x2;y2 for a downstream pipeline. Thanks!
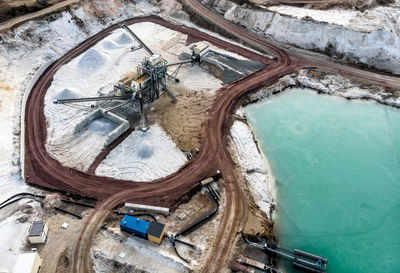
96;125;187;182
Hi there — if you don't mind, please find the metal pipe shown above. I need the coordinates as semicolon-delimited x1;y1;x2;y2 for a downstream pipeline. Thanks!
293;261;325;273
266;247;295;260
175;189;218;237
60;199;95;208
294;249;328;263
0;192;45;207
139;93;148;131
0;196;43;210
54;206;82;219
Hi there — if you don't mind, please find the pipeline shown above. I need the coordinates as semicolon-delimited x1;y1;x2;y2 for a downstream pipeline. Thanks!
167;182;221;263
294;249;327;264
293;261;325;273
0;192;94;221
60;199;95;208
175;186;219;237
113;210;158;222
0;195;84;220
232;114;247;120
0;196;43;210
243;236;327;273
54;206;82;219
0;192;45;207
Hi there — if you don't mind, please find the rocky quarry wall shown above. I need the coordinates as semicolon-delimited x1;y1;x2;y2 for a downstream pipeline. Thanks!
202;0;400;75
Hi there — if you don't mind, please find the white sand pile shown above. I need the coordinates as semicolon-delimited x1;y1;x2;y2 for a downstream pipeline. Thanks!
78;49;106;71
96;125;187;182
230;120;274;217
137;140;154;158
115;33;133;44
54;88;78;100
101;40;119;50
44;22;226;171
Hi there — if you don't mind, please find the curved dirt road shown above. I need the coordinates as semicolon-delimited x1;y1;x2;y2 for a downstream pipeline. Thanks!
24;16;272;205
181;1;400;271
183;0;400;89
0;0;80;32
23;4;400;273
23;15;291;272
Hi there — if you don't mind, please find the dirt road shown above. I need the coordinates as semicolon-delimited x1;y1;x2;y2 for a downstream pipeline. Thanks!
181;1;400;271
23;16;283;272
23;4;400;273
0;0;80;32
184;0;400;89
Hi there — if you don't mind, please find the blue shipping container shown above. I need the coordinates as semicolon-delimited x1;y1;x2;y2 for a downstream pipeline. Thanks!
120;215;150;239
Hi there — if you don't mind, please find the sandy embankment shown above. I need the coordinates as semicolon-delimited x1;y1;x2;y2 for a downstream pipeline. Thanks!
229;117;276;219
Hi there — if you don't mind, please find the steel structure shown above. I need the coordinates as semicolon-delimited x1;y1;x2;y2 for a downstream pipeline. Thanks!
243;236;328;273
54;23;209;131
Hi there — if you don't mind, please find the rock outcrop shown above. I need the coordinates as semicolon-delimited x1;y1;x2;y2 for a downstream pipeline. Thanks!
203;0;400;75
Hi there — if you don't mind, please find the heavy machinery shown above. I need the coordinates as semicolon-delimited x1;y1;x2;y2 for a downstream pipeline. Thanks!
54;23;210;132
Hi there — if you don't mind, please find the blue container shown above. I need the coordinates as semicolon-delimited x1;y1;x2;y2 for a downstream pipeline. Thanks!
120;215;150;239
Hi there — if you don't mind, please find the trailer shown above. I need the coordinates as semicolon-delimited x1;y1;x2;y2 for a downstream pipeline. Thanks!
14;252;42;273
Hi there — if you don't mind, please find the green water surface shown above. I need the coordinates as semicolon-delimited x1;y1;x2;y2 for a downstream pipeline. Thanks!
245;88;400;273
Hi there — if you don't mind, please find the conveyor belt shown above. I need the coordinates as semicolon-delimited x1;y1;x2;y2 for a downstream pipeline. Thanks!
120;23;154;56
53;95;130;104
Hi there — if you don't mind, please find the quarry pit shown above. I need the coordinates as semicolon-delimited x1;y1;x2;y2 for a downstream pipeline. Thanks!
0;0;399;272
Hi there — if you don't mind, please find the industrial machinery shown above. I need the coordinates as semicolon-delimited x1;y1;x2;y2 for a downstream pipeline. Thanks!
243;236;328;273
54;23;210;132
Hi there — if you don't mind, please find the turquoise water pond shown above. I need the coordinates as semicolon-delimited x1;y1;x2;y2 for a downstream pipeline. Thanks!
245;88;400;273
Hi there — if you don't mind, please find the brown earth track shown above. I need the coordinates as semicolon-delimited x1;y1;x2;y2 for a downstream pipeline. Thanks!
0;0;80;31
69;43;297;273
24;4;400;273
181;1;400;272
185;0;400;89
24;15;284;272
65;16;295;273
24;15;272;206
